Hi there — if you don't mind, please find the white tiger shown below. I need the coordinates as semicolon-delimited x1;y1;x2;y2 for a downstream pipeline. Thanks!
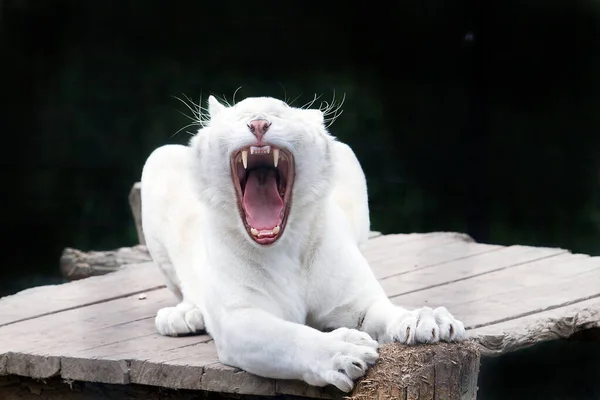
140;95;466;392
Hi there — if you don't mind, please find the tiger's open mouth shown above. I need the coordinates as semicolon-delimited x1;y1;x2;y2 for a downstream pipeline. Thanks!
231;145;295;245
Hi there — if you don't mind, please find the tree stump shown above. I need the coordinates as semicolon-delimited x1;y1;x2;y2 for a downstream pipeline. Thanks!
348;341;480;400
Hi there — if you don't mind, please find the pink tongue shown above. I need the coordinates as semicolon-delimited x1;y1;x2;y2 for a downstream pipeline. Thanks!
243;169;283;230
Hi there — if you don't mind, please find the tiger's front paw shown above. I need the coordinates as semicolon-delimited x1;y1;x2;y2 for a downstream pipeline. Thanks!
302;328;379;392
381;306;466;344
155;302;205;337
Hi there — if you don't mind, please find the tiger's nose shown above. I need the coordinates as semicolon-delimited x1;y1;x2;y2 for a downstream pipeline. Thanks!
248;119;271;141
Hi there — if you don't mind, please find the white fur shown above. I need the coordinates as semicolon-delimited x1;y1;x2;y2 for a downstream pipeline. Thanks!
140;95;466;392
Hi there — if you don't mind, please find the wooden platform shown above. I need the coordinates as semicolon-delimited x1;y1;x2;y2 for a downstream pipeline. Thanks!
1;232;599;398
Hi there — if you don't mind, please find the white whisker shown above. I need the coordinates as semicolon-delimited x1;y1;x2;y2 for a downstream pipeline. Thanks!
277;82;288;104
172;94;201;121
170;122;202;138
301;93;322;109
181;93;201;119
176;109;199;123
288;93;302;107
232;86;243;105
171;93;212;137
319;91;346;128
219;93;233;107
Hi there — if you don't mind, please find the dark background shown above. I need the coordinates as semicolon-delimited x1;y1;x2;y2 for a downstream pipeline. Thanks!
1;1;599;398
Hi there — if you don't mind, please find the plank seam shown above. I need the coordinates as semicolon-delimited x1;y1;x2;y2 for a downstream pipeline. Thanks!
0;285;166;329
365;234;475;265
465;291;600;330
94;316;154;330
134;339;216;364
388;249;570;300
83;339;216;365
377;245;506;281
365;232;471;255
74;332;159;353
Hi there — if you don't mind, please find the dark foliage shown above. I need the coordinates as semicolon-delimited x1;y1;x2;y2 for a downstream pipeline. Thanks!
2;0;599;296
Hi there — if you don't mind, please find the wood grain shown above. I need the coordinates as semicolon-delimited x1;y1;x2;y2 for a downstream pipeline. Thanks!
0;262;164;327
391;253;600;328
129;182;145;245
60;245;151;280
1;230;599;397
471;296;600;355
348;341;480;400
381;244;568;298
0;289;176;354
0;353;6;375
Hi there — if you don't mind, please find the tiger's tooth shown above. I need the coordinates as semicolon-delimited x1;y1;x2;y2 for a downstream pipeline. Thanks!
273;149;279;167
242;150;248;169
273;225;280;234
250;227;259;236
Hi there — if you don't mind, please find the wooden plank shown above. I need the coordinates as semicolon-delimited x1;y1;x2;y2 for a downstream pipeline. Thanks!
371;240;503;279
471;296;600;355
70;326;210;360
0;232;491;328
276;379;341;399
361;233;435;255
0;262;164;327
2;228;598;397
0;290;221;387
131;347;335;397
126;337;331;397
361;233;445;262
0;289;176;354
39;329;215;387
0;276;473;398
129;342;220;390
200;362;277;396
64;342;217;388
363;233;498;279
0;286;270;392
379;244;568;298
96;337;272;394
390;253;600;329
61;358;130;384
0;375;277;400
74;332;288;395
4;352;60;379
129;182;146;245
363;232;474;265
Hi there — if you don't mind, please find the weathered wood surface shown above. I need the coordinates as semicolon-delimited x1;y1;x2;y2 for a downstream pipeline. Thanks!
0;262;164;327
0;375;274;400
470;296;600;355
58;235;382;281
1;231;599;397
60;245;152;280
129;182;145;245
349;342;480;400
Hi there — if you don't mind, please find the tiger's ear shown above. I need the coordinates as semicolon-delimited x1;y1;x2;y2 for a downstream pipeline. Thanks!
208;95;227;118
